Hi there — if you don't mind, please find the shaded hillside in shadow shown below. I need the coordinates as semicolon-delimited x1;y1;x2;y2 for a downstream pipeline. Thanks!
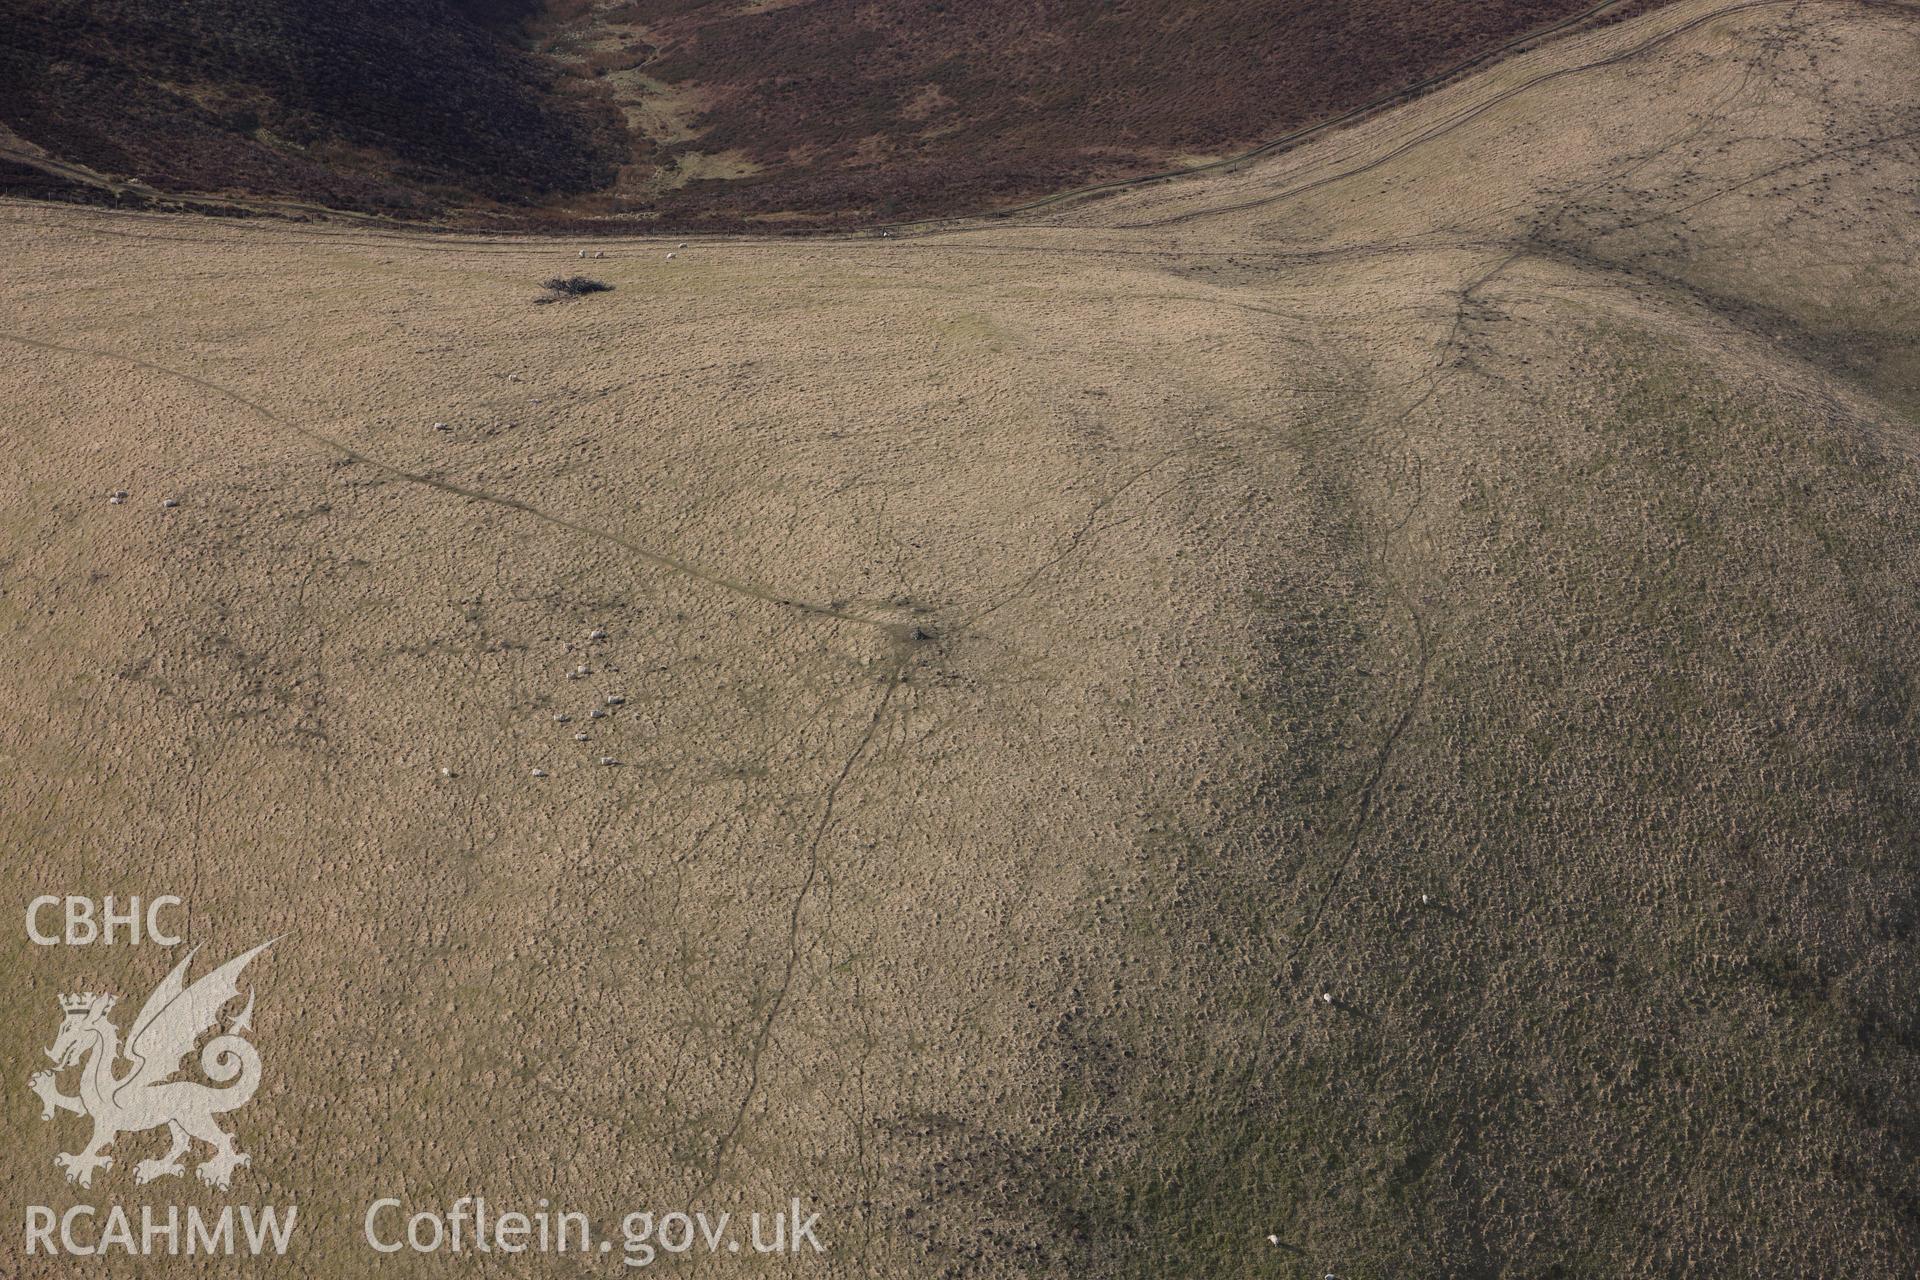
3;0;1672;226
0;0;623;215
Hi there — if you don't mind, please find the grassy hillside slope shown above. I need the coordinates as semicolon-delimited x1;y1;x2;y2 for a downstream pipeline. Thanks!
2;0;1675;226
0;2;1913;1276
0;0;624;214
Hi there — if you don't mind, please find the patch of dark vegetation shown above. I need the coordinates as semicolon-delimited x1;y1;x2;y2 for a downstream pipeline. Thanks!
0;157;142;208
4;0;1677;228
610;0;1682;227
541;275;613;296
0;0;624;215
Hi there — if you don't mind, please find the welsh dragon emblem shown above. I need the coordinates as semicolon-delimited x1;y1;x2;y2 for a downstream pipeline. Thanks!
28;939;275;1190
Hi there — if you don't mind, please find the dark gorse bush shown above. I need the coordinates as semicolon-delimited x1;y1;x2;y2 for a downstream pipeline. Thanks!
542;276;614;296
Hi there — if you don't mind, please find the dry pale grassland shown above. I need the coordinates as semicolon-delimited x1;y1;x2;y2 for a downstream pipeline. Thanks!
1;1;1916;1276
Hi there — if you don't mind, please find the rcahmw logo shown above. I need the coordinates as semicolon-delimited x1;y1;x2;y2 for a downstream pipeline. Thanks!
21;896;299;1259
